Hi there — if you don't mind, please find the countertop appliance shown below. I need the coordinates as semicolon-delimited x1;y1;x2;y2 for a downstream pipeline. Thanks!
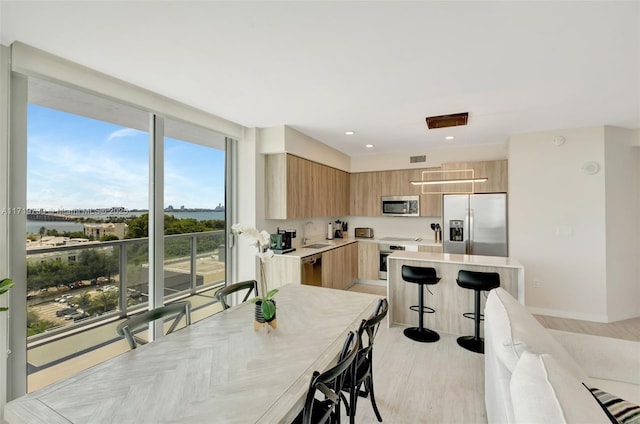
381;195;420;217
443;193;507;257
270;228;296;254
355;227;374;238
301;253;322;286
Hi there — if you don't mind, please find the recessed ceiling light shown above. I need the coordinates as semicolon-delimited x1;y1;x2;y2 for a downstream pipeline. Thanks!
365;144;374;148
445;136;455;140
345;130;355;135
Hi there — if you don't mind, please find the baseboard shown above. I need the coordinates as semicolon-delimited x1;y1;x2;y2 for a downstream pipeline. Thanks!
355;279;386;287
526;306;609;323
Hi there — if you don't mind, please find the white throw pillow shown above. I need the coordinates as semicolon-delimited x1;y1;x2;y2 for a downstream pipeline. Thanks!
510;351;608;423
484;287;588;381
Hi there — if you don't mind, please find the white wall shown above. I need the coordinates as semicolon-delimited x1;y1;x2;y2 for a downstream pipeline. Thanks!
257;125;351;172
603;126;640;321
0;44;10;419
509;126;616;322
350;143;508;172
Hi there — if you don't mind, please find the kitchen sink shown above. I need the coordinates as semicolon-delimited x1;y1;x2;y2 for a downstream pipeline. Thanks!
304;243;331;249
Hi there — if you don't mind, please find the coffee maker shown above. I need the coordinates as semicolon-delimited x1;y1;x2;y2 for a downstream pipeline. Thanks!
270;228;296;254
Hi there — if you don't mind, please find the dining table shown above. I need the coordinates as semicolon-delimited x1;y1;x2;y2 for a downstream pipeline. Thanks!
4;284;381;424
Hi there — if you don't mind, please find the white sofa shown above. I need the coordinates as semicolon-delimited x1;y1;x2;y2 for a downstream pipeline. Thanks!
484;287;640;423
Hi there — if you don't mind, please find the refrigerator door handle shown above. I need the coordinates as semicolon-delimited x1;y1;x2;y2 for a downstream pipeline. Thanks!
468;208;474;255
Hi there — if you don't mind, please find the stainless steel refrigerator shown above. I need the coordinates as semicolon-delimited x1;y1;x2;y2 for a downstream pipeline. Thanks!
442;193;508;257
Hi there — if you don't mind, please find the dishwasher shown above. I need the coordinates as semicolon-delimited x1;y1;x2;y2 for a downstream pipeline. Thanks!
301;253;322;286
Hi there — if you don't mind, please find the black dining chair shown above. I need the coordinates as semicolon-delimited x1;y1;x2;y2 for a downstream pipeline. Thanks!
293;331;360;424
215;280;258;310
341;298;389;424
115;301;191;350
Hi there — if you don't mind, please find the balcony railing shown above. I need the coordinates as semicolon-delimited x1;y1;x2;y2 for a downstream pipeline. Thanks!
26;230;226;344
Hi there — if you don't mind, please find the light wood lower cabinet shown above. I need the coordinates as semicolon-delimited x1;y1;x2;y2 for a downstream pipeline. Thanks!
358;242;379;280
322;242;358;290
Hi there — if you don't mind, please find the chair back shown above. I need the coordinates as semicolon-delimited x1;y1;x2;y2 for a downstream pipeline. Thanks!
301;331;360;424
116;301;191;349
357;298;388;361
215;280;258;310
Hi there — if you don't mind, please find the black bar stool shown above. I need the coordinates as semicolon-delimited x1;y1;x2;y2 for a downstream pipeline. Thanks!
401;265;440;343
456;270;500;353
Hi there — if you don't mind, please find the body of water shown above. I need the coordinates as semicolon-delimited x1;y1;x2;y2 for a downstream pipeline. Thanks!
26;211;225;234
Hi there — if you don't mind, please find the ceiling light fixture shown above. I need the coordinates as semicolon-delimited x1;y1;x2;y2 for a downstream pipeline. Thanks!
425;112;469;129
410;177;488;186
345;130;355;135
445;136;455;140
365;144;374;148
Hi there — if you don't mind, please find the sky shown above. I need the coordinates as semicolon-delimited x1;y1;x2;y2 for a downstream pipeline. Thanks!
27;104;225;211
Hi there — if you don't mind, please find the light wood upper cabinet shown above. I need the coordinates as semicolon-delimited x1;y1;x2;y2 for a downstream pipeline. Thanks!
265;153;350;219
350;167;444;217
441;160;508;193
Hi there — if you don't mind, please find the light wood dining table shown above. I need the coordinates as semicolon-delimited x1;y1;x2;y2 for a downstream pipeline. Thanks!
4;284;381;424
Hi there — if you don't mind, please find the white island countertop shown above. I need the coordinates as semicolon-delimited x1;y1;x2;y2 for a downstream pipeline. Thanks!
389;251;524;269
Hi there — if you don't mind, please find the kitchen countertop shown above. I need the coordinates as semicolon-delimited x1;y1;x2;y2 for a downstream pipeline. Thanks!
388;250;524;269
276;237;443;259
277;237;359;258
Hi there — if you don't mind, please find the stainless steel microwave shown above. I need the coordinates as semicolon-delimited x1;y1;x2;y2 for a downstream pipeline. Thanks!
381;195;420;216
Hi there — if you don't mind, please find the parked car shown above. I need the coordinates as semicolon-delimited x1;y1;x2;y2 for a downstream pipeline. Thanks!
56;307;77;317
65;312;88;321
56;294;73;303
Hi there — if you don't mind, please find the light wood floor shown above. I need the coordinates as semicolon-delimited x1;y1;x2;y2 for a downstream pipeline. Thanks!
344;283;640;423
342;326;487;424
534;314;640;342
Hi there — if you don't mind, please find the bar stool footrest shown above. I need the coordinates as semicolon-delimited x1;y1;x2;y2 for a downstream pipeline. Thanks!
404;327;440;343
462;312;484;320
410;305;435;314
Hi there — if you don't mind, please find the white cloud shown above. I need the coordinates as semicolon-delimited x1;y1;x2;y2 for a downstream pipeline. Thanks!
106;128;144;142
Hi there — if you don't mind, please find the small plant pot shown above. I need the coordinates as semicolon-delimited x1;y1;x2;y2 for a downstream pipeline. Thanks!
254;300;277;331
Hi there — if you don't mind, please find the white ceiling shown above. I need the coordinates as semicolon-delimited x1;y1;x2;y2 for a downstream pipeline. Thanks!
1;1;639;157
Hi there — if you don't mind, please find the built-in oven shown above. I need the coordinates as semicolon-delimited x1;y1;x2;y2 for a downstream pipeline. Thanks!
379;244;406;280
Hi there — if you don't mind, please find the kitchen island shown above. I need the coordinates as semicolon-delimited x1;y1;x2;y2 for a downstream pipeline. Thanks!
388;251;524;335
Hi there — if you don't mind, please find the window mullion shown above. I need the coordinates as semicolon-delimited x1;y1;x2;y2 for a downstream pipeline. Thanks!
149;114;164;341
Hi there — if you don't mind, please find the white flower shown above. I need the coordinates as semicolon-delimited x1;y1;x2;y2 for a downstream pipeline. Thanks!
257;249;275;263
232;224;274;263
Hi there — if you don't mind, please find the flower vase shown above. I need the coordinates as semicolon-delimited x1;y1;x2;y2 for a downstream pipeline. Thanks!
254;299;277;332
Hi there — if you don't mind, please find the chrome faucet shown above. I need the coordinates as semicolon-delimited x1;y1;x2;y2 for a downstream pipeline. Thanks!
302;221;313;245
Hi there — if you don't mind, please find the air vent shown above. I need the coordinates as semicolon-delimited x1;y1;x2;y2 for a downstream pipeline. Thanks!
409;155;426;163
425;112;469;129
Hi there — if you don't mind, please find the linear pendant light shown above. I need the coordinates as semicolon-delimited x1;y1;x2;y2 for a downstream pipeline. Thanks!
410;177;488;185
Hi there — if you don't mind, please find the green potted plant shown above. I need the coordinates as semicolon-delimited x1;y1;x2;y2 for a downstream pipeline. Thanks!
231;224;278;327
1;278;14;312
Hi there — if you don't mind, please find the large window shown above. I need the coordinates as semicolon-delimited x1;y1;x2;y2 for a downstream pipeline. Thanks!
21;78;229;392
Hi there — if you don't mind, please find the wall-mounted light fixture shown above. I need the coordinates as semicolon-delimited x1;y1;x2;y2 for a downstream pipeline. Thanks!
411;169;488;194
410;177;488;185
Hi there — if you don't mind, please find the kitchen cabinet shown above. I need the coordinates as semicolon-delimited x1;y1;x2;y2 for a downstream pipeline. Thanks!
322;242;358;290
441;160;508;193
358;241;379;280
265;153;350;219
350;167;443;217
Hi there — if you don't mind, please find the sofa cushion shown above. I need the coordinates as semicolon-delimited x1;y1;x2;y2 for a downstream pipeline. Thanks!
586;386;640;424
485;287;588;381
510;351;608;423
